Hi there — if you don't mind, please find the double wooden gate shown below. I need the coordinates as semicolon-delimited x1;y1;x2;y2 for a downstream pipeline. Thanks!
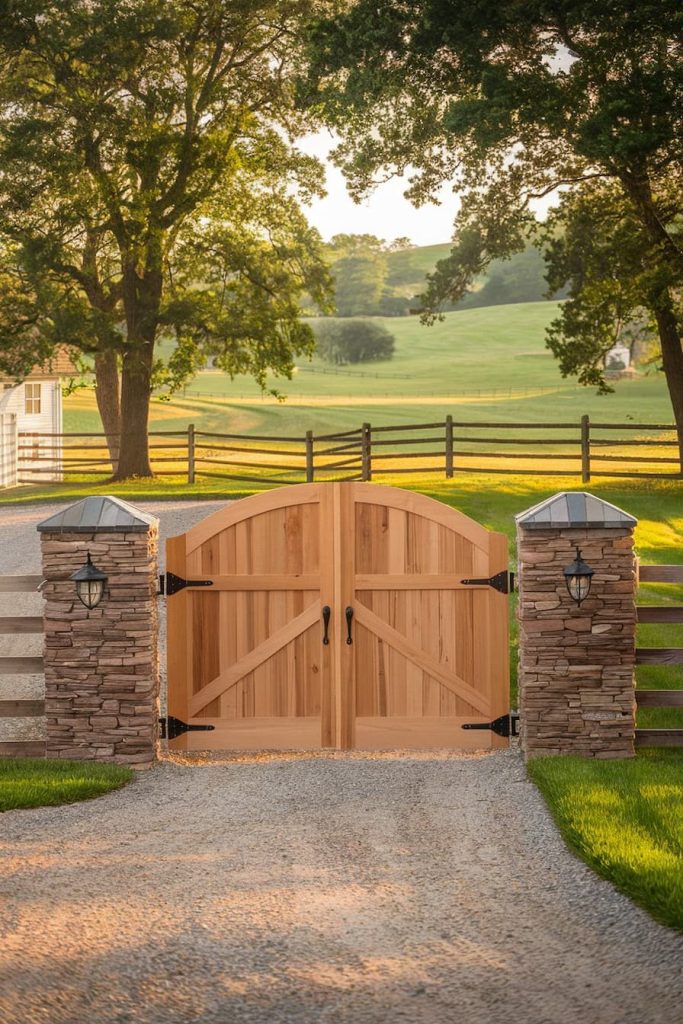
166;483;509;751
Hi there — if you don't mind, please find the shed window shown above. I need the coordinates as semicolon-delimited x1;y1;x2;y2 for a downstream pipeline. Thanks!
25;382;41;415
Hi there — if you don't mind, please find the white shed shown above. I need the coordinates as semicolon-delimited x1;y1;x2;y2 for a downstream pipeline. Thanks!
0;350;76;487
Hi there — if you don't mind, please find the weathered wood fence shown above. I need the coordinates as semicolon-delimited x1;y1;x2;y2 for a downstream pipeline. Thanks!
0;574;45;757
635;563;683;748
14;415;682;486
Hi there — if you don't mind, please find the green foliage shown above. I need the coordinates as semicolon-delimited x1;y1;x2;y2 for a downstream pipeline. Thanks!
313;317;395;363
529;751;683;932
0;0;331;475
325;234;411;316
0;758;133;811
305;0;683;456
543;182;676;393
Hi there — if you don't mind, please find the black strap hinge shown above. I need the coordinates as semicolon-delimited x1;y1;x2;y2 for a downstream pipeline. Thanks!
462;712;519;738
461;570;514;594
158;572;214;597
159;716;216;740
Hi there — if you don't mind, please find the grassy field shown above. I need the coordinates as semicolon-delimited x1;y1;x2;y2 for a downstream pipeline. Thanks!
62;301;673;439
0;758;133;811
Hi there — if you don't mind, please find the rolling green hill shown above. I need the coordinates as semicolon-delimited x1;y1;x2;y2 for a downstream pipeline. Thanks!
69;301;671;438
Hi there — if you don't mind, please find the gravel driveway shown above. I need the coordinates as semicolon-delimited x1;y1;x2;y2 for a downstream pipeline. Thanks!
1;500;682;1024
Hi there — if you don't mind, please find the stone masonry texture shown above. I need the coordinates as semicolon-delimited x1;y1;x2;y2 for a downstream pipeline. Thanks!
516;524;637;759
40;524;160;766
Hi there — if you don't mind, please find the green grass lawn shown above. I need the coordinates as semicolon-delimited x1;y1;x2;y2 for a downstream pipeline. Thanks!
0;758;133;811
529;750;683;932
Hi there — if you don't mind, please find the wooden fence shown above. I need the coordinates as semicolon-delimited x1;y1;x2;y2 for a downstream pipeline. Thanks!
635;563;683;748
14;415;682;486
0;574;46;758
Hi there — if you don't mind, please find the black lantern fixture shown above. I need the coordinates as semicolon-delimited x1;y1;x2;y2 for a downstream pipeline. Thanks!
563;546;594;606
71;553;108;610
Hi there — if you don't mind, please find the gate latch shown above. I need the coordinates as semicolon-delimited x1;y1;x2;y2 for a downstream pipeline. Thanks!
461;570;514;594
158;572;214;597
462;712;519;738
159;716;216;740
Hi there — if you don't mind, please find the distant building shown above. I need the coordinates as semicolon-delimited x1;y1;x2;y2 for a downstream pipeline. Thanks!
605;342;631;372
0;349;77;487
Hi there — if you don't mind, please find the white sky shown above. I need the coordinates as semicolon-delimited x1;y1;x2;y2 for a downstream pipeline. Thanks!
298;131;560;247
297;131;459;246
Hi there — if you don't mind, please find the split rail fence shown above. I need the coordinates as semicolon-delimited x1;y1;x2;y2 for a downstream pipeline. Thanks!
0;573;45;757
635;563;683;748
14;415;682;486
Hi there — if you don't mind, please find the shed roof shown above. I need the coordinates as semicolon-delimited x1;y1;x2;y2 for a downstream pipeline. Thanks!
0;347;78;383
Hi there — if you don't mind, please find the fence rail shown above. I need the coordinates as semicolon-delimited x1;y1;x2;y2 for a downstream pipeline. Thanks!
13;415;682;487
0;574;46;758
635;563;683;749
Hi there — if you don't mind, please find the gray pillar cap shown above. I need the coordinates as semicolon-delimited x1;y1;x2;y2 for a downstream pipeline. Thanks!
37;495;159;534
515;491;637;529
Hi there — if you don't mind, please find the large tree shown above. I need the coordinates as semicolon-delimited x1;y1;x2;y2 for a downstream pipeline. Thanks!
304;1;683;468
0;0;330;478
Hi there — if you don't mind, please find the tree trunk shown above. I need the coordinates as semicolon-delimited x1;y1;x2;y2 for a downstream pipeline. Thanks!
112;344;155;480
94;350;121;474
654;304;683;474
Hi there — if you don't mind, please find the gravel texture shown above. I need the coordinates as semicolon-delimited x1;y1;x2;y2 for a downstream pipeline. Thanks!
2;749;683;1024
1;500;682;1023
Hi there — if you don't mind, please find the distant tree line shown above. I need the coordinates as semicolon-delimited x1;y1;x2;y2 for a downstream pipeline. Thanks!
322;234;565;318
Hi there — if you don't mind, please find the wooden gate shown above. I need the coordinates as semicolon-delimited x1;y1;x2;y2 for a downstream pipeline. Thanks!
166;483;509;751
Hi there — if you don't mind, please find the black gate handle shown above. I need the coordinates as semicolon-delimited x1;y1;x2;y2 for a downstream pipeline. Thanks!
345;606;354;645
322;605;331;645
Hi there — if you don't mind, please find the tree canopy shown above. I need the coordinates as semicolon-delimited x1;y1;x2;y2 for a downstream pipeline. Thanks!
0;0;330;477
305;1;683;466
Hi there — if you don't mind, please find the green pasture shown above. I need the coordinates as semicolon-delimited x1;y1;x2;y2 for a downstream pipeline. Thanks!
64;301;673;438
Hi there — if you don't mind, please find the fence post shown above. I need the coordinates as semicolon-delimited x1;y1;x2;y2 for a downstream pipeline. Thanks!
516;492;637;759
581;414;590;483
187;422;195;485
38;497;161;765
305;430;314;483
361;422;372;481
445;415;454;479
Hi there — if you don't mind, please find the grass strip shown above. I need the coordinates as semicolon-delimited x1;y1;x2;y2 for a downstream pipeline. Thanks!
0;758;134;811
528;749;683;932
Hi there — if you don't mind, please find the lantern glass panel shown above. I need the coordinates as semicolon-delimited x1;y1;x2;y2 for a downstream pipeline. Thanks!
567;574;591;604
78;578;104;609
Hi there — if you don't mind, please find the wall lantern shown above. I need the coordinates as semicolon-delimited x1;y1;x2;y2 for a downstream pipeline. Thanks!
70;553;108;609
563;546;594;606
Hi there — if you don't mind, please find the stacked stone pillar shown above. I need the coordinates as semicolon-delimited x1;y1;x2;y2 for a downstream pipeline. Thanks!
38;496;160;766
516;492;637;759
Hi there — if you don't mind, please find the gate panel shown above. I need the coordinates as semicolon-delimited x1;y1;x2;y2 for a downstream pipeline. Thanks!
167;486;331;751
350;485;509;750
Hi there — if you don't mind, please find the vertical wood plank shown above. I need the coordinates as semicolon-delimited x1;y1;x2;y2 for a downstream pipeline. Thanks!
334;483;356;748
488;530;510;748
166;534;189;745
319;484;335;746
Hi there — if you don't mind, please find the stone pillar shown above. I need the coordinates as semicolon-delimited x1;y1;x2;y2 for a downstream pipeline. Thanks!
38;496;160;766
516;492;637;759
